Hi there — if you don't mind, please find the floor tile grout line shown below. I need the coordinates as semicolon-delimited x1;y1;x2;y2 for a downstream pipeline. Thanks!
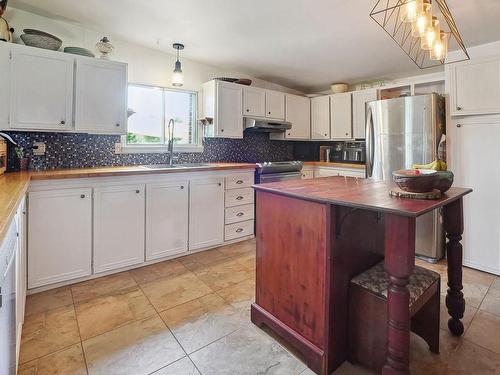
70;287;91;375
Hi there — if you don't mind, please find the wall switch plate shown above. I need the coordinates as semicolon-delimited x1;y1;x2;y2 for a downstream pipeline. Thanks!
32;142;46;156
114;143;123;154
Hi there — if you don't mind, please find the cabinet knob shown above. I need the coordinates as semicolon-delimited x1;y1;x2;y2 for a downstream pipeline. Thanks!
180;185;184;189
218;183;222;186
116;123;120;127
236;180;244;184
60;120;66;125
236;228;244;233
456;124;462;128
237;212;244;217
456;106;462;111
236;196;244;200
80;194;85;199
287;133;291;136
221;129;224;132
324;133;328;136
135;190;140;194
246;109;249;112
268;112;271;115
345;133;349;136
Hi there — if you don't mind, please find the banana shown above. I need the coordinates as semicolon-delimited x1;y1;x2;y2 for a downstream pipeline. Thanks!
412;160;447;171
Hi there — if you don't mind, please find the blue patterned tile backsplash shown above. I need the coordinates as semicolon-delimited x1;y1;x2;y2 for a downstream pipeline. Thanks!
5;131;296;171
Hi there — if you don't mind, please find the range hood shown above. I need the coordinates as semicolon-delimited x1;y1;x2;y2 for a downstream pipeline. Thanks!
244;117;292;133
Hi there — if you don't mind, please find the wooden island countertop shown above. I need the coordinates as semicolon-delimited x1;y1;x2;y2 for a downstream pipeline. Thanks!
251;176;472;375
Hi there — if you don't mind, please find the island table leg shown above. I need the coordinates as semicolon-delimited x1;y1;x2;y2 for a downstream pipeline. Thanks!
383;214;416;375
443;198;466;336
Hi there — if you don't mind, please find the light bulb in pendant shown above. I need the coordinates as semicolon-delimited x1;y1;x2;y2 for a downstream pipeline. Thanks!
172;43;185;87
400;0;423;23
430;31;449;61
411;0;431;38
421;16;439;50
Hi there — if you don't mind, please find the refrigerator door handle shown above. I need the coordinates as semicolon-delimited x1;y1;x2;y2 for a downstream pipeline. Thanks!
366;105;375;178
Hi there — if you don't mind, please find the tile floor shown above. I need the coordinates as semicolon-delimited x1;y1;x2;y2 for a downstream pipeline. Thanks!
18;239;500;375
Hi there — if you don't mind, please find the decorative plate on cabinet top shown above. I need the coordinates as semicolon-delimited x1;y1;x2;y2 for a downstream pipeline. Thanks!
64;47;95;57
214;77;239;83
23;29;62;42
20;33;62;51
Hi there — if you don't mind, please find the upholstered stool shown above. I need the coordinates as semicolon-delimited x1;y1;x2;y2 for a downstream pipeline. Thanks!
348;262;440;371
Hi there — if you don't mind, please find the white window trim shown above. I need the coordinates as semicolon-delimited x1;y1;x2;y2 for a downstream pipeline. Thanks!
120;84;203;154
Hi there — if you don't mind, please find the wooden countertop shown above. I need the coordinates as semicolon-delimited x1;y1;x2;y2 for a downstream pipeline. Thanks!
303;162;366;170
0;163;257;244
253;176;472;217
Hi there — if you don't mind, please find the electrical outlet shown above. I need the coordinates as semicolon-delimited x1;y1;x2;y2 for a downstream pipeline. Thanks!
114;143;123;154
32;142;46;156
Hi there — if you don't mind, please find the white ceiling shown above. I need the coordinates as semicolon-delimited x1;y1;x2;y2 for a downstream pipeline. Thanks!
9;0;500;92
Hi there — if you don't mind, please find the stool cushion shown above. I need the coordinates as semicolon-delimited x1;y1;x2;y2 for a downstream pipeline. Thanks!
351;262;440;306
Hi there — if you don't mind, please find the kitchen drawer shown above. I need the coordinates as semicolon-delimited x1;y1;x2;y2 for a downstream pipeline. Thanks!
225;204;255;225
225;220;254;241
225;174;254;190
225;188;254;207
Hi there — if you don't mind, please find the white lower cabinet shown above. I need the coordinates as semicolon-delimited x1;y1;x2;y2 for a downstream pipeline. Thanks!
189;178;225;250
146;181;189;260
93;185;145;273
15;199;26;364
28;188;92;288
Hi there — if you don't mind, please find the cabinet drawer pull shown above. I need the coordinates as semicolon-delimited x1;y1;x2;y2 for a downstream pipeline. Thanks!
236;212;245;217
135;190;140;194
80;194;85;199
116;123;120;127
218;183;222;186
456;124;462;128
60;120;66;125
180;185;185;189
268;111;271;115
456;106;462;111
236;228;244;233
246;109;250;112
236;180;244;184
236;196;244;200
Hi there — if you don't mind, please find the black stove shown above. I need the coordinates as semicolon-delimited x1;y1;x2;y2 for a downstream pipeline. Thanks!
254;161;304;184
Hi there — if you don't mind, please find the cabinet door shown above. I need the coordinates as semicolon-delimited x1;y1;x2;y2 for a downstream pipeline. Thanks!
352;90;377;139
11;49;74;130
330;93;352;139
285;94;310;139
243;87;266;117
28;189;92;288
75;59;127;134
216;81;243;138
146;181;189;260
265;91;285;119
311;96;330;139
451;58;500;116
452;120;500;275
94;185;145;273
0;46;9;129
189;178;224;250
15;199;26;362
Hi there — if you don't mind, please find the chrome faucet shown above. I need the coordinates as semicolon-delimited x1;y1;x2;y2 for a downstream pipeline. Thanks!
167;118;176;166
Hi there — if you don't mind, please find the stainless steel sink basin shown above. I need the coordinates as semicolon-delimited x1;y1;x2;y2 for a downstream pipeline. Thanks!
140;163;211;170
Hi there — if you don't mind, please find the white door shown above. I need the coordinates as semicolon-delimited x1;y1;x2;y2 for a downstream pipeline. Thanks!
330;93;352;139
450;57;500;116
94;185;145;273
10;49;74;130
243;87;266;117
0;47;10;129
311;96;330;139
216;81;243;138
285;94;310;139
352;90;377;139
189;178;224;250
265;91;285;120
75;59;127;134
28;189;92;288
146;181;189;260
452;119;500;275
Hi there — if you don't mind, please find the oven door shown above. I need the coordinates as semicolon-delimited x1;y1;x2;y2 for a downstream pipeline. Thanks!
258;172;302;184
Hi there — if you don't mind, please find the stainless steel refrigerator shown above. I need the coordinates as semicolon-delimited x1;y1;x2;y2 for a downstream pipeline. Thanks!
365;93;446;261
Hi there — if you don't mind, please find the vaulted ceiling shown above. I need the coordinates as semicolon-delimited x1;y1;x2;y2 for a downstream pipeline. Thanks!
9;0;500;92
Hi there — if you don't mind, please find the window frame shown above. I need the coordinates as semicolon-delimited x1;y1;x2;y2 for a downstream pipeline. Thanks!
120;83;203;154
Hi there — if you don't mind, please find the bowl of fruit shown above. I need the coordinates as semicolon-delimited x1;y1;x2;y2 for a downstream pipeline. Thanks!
392;169;438;193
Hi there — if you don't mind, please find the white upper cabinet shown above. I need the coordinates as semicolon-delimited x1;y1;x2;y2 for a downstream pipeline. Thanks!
0;47;9;129
243;86;266;117
449;57;500;116
75;59;127;134
311;96;330;139
352;89;377;139
203;80;243;138
189;177;224;251
285;94;310;139
28;188;92;288
265;91;285;120
146;181;189;261
10;48;74;131
93;185;145;273
330;93;352;139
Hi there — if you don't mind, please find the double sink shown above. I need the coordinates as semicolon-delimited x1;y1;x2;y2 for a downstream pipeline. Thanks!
140;163;212;170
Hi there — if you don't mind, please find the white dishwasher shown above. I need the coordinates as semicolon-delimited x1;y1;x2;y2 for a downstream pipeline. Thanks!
0;220;17;375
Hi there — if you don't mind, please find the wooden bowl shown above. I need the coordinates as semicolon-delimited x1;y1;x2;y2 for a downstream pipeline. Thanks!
392;169;438;193
434;171;454;193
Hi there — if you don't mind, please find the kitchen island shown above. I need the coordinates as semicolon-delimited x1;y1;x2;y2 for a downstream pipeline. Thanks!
251;177;472;375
